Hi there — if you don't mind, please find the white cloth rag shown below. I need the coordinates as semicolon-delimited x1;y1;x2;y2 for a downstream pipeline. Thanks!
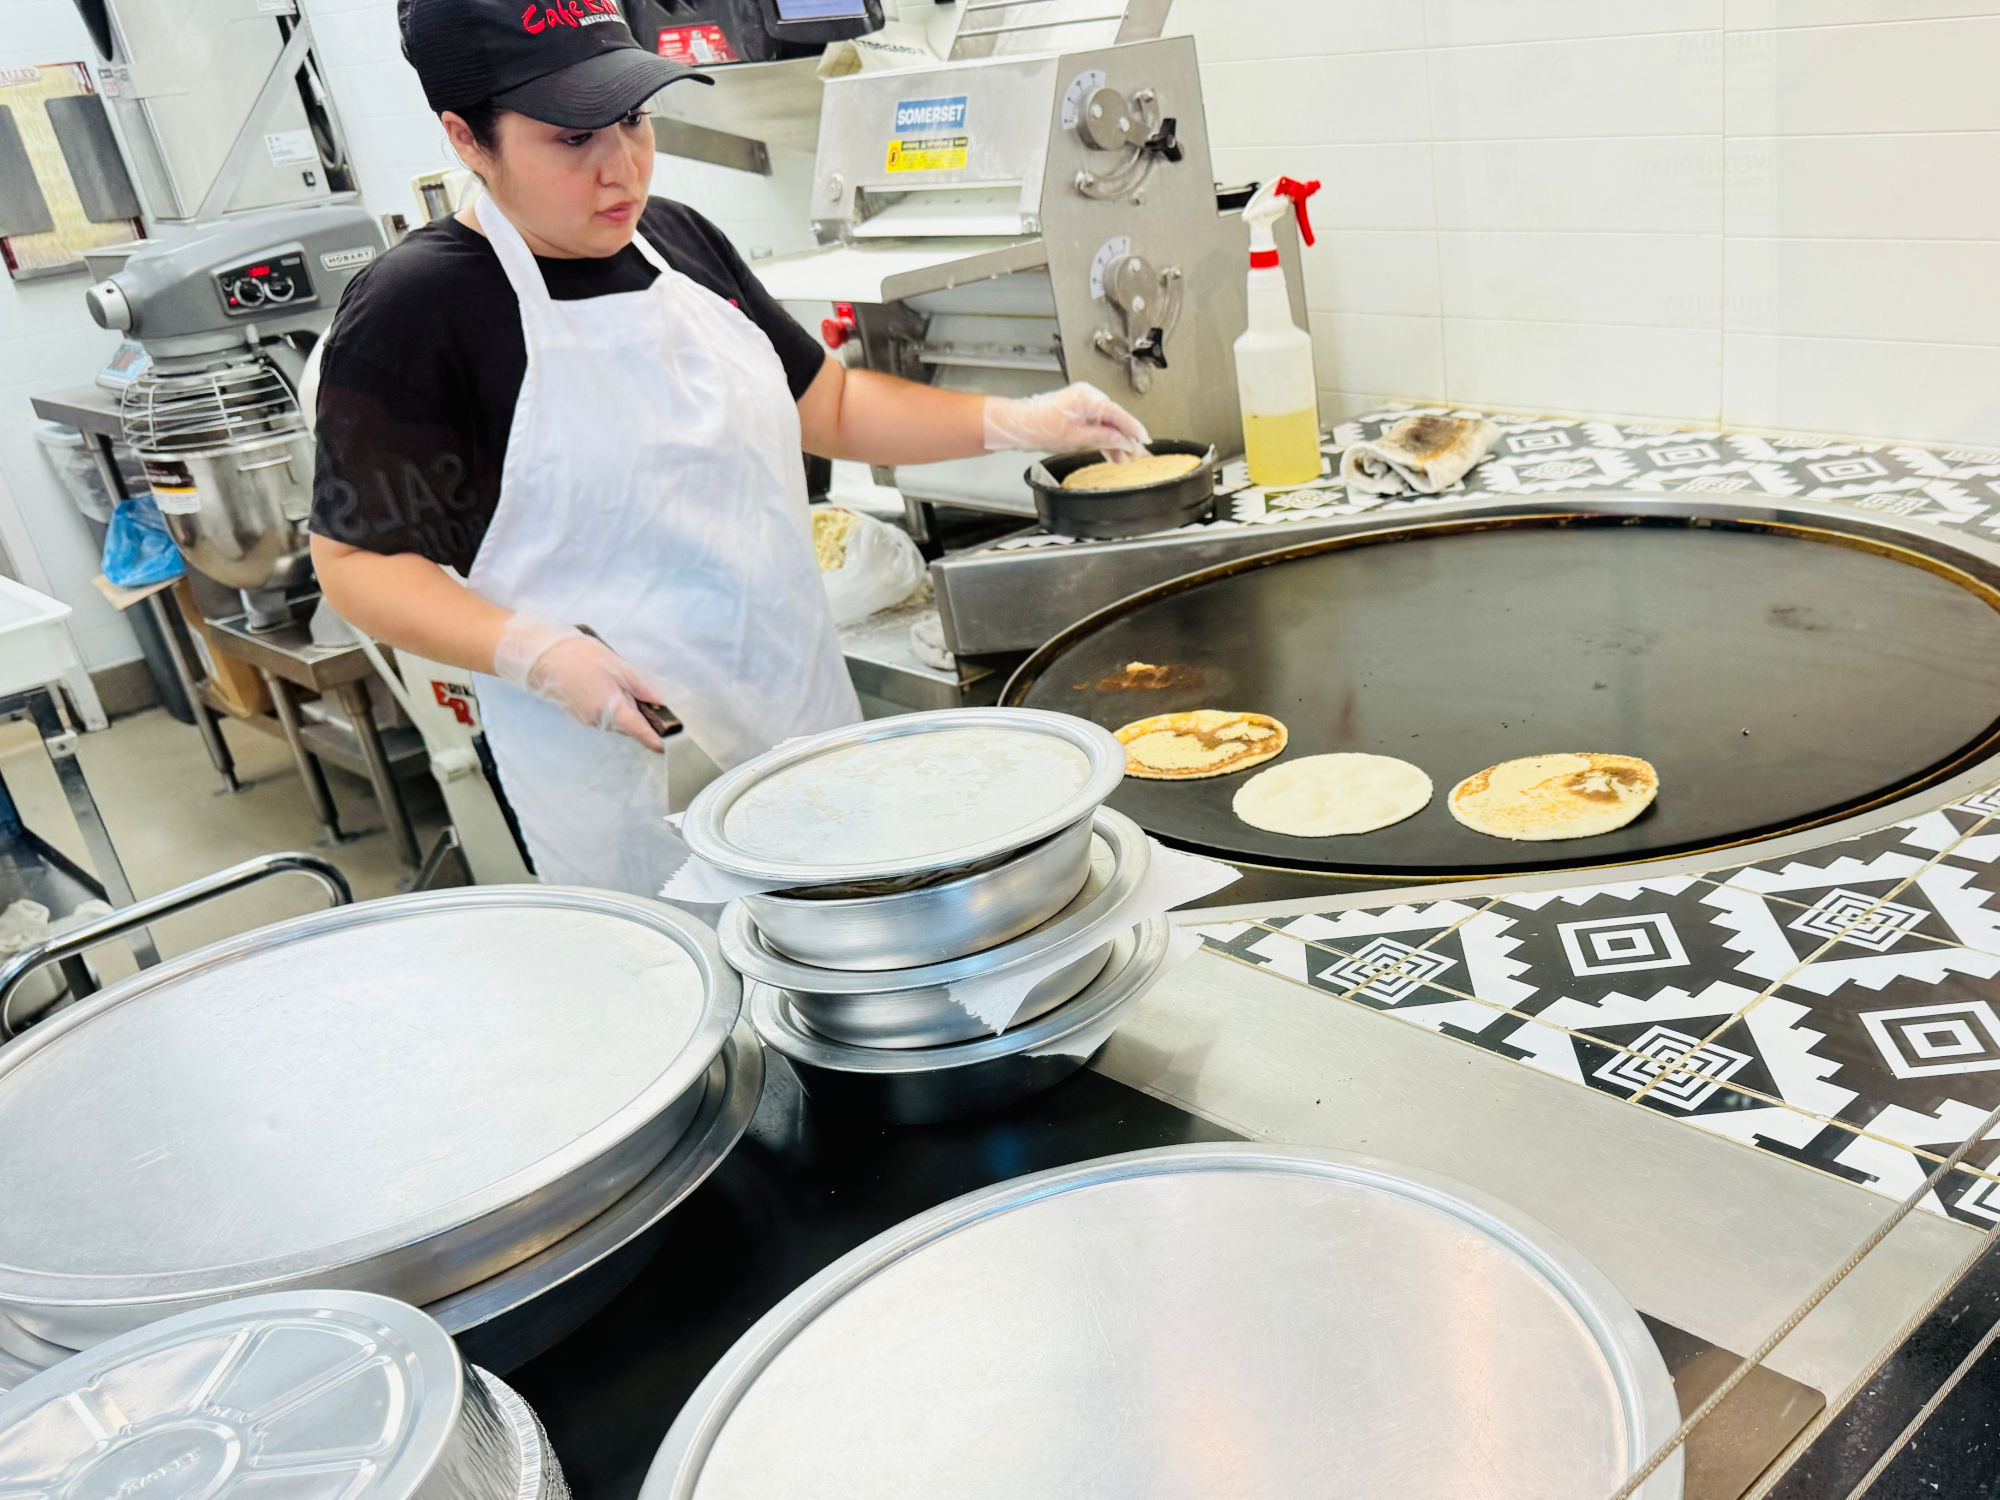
1340;414;1502;497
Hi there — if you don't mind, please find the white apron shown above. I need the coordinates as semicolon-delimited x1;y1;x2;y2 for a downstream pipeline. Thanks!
466;194;860;896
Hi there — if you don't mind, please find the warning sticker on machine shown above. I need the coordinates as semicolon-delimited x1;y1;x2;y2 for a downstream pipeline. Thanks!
265;129;318;167
886;136;968;173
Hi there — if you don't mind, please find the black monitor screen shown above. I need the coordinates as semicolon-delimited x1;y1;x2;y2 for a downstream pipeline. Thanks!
772;0;868;17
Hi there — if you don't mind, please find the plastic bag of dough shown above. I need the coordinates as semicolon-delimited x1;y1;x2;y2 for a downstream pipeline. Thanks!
818;508;927;625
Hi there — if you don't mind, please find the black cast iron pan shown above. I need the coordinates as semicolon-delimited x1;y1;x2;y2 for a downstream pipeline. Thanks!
1027;440;1219;540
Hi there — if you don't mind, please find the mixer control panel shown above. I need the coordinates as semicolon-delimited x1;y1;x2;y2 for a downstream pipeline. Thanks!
215;252;315;316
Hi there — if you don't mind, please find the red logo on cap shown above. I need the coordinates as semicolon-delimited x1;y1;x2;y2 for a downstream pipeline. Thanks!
521;0;617;34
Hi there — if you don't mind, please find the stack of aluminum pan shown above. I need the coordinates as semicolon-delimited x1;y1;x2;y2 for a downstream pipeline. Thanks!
687;709;1173;1123
0;1290;568;1500
0;887;762;1386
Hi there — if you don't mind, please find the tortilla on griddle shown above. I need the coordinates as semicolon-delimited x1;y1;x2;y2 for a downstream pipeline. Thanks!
1116;710;1288;780
1232;753;1433;836
1063;453;1204;491
1448;753;1658;841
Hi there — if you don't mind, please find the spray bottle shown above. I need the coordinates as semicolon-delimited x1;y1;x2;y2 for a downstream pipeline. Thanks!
1234;176;1323;488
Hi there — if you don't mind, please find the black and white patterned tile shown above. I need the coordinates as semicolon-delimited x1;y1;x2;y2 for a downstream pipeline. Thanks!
987;406;2000;552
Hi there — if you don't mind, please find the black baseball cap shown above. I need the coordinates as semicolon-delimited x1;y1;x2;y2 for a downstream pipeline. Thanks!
399;0;711;130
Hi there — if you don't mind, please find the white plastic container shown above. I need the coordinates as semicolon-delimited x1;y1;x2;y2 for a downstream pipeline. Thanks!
1234;177;1324;489
0;576;77;699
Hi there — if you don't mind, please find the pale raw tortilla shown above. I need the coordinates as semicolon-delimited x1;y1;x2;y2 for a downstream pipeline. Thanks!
1448;753;1658;841
1063;453;1203;491
1232;753;1433;837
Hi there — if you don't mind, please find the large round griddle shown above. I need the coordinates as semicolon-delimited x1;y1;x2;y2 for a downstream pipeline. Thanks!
1007;510;2000;879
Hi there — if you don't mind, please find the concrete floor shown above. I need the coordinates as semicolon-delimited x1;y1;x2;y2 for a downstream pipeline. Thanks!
1;705;448;987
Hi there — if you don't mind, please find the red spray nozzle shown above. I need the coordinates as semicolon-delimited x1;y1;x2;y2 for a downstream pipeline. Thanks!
1273;176;1321;247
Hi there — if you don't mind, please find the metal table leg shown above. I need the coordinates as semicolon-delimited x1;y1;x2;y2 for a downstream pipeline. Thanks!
143;592;242;794
337;679;421;869
83;431;238;790
263;670;348;847
25;688;161;970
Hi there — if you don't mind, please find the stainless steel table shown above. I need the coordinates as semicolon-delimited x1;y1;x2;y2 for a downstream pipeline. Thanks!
27;384;242;795
0;685;159;994
202;609;425;868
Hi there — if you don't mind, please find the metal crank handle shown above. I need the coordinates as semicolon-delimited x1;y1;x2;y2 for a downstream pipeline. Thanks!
0;851;353;1039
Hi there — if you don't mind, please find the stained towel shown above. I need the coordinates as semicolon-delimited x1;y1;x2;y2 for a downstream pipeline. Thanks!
1340;414;1501;496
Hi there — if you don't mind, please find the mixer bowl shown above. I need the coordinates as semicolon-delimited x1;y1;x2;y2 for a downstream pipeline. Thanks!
142;432;315;592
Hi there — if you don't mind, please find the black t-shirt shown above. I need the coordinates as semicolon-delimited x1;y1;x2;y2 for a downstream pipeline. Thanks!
309;198;827;573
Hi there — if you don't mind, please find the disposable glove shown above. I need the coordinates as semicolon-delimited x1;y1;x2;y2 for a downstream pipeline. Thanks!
982;382;1150;459
492;612;668;751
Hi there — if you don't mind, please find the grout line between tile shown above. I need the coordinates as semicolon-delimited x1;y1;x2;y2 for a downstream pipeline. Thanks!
1628;815;2000;1111
1199;924;2000;1201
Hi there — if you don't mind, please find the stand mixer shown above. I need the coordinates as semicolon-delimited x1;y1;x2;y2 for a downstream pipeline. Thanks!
83;204;383;628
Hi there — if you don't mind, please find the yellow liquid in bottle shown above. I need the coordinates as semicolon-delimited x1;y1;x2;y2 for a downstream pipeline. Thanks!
1243;407;1323;488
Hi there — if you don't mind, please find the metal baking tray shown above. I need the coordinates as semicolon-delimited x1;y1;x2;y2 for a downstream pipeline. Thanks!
0;886;740;1350
748;917;1169;1123
740;813;1096;971
682;708;1125;887
1026;440;1219;540
0;1024;766;1390
643;1141;1684;1499
719;809;1150;998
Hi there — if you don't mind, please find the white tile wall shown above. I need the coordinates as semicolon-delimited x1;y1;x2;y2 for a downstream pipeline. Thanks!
62;0;1984;606
1165;0;2000;446
0;7;139;670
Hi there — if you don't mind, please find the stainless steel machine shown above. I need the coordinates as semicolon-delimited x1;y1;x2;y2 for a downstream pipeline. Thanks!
83;205;382;624
753;36;1305;536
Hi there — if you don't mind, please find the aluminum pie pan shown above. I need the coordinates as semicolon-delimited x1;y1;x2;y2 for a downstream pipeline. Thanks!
432;1020;764;1374
0;1024;766;1391
721;807;1150;997
0;886;740;1350
750;921;1163;1124
0;1290;490;1500
787;941;1112;1050
477;1366;572;1500
740;813;1097;970
749;918;1166;1074
642;1142;1683;1500
682;708;1126;887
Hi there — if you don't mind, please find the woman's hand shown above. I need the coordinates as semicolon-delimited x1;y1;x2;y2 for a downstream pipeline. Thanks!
494;612;669;751
982;383;1151;459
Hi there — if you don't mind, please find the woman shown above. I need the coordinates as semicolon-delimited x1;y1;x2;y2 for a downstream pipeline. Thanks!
309;0;1148;896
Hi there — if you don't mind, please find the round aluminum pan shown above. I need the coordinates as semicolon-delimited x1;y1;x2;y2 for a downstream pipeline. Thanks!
749;918;1168;1124
683;708;1125;887
434;1022;763;1375
0;1026;766;1391
1026;440;1219;541
740;812;1097;971
642;1142;1683;1500
475;1367;572;1500
720;808;1150;999
789;942;1112;1050
0;886;740;1350
0;1290;498;1500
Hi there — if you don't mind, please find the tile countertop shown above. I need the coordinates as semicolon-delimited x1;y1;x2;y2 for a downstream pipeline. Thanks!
992;404;2000;552
1114;404;2000;1235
